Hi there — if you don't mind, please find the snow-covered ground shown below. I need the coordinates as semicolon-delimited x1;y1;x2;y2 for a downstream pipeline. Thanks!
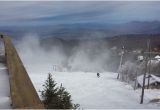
29;71;160;109
1;58;159;109
0;63;11;109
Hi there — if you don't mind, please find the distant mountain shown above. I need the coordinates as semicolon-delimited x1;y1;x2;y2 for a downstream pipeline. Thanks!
40;34;160;51
1;21;160;39
115;21;160;34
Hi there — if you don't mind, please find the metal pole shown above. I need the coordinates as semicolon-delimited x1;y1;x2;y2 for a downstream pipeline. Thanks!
140;40;150;104
134;66;138;90
147;40;151;89
117;46;124;79
140;59;147;104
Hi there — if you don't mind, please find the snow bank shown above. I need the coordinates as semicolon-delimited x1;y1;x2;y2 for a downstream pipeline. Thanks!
0;63;11;109
137;74;160;87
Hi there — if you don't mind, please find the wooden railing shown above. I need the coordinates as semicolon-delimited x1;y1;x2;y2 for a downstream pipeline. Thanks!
1;35;44;109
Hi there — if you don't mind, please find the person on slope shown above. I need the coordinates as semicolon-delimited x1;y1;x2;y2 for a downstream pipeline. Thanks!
97;72;100;78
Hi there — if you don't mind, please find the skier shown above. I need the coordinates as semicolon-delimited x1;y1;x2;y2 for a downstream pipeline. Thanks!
97;72;100;78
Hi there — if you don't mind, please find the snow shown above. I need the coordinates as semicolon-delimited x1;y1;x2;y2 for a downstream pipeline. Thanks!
137;74;160;87
138;55;144;61
155;55;160;61
29;71;160;109
151;74;160;82
0;63;11;109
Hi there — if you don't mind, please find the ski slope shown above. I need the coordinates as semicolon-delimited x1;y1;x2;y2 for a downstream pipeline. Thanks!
29;71;160;109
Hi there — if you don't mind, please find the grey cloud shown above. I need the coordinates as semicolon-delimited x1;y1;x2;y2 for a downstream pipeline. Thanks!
0;1;160;26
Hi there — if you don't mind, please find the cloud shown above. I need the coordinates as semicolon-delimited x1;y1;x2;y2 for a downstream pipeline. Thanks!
0;1;160;26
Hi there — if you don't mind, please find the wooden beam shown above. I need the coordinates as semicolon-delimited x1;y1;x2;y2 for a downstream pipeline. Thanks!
1;35;44;109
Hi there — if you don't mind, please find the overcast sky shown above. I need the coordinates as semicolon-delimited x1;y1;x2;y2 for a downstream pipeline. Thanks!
0;1;160;26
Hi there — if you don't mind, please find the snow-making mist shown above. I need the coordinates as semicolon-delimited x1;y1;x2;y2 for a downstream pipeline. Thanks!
16;34;113;74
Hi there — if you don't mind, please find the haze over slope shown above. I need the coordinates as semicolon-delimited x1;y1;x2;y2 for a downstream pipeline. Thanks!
16;34;116;73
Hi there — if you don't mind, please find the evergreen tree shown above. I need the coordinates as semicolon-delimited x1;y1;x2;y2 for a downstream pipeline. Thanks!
57;84;73;109
41;73;74;109
41;73;59;109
